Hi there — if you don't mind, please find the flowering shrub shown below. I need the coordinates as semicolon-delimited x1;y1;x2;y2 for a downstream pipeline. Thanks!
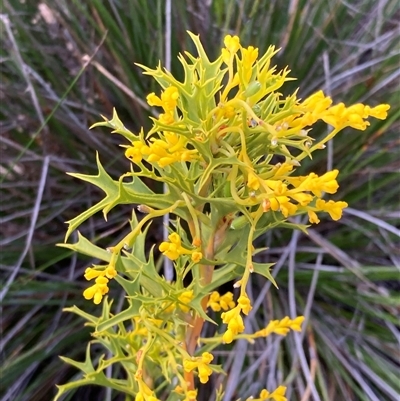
55;32;389;401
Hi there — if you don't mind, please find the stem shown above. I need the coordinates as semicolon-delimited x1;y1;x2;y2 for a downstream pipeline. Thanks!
185;232;215;390
182;192;201;244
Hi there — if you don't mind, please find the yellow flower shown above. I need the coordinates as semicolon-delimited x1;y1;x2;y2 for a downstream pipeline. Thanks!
183;359;197;372
365;104;390;119
222;328;235;344
288;316;305;331
301;90;332;113
308;210;320;224
84;267;103;280
83;265;117;304
269;196;298;218
159;233;201;261
272;162;294;178
191;251;203;263
159;241;180;260
216;104;236;120
105;265;117;279
228;316;244;333
315;170;340;196
238;294;252;315
174;386;184;394
224;34;240;54
198;363;213;384
315;199;348;221
207;291;222;312
259;386;287;401
146;92;163;107
183;352;214;384
125;141;150;164
147;86;179;112
265;179;287;196
296;170;339;197
247;171;260;190
201;352;214;364
160;86;179;111
219;292;236;311
322;102;370;130
292;90;332;128
144;133;199;167
178;290;194;312
255;316;305;337
241;46;258;69
289;192;313;206
83;276;109;304
269;385;287;401
221;307;245;343
241;45;259;83
184;390;198;401
158;112;175;125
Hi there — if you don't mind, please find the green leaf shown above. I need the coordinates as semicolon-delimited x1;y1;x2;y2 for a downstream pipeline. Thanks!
90;108;139;142
252;262;277;287
59;343;95;375
63;305;99;325
57;231;111;262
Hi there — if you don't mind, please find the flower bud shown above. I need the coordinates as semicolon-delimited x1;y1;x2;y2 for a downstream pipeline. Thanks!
137;204;152;213
243;81;261;98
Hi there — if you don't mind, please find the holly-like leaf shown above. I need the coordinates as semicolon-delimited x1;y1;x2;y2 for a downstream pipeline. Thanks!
90;108;138;142
58;231;111;261
64;153;183;240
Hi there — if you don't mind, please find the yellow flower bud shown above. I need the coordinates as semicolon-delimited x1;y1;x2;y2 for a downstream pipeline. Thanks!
224;34;240;53
308;210;320;224
191;251;202;263
238;294;252;315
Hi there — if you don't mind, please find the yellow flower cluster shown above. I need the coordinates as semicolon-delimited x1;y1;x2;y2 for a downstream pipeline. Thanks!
124;86;199;168
213;34;389;227
183;352;214;384
246;386;287;401
222;34;265;91
83;265;117;304
254;316;305;337
220;293;252;343
125;131;198;168
254;169;348;223
308;199;348;224
207;291;236;312
159;233;202;262
214;298;305;344
291;90;390;130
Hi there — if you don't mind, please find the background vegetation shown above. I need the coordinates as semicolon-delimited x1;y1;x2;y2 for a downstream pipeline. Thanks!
1;1;399;400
